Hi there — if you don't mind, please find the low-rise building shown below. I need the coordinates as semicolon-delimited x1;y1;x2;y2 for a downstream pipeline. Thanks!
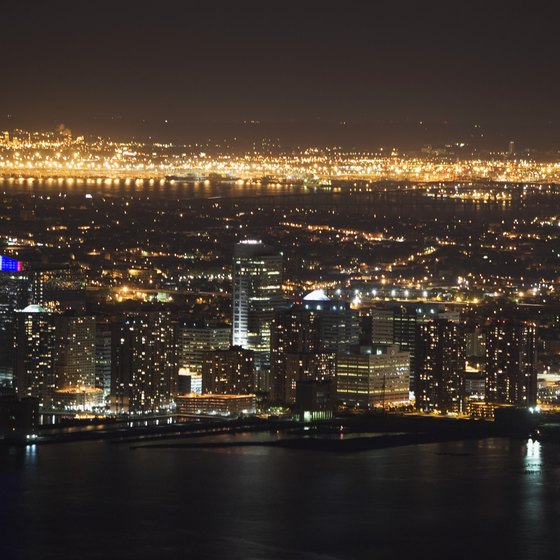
176;393;256;416
294;379;335;422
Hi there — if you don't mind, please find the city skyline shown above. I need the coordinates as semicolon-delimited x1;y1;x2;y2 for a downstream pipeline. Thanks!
3;3;560;559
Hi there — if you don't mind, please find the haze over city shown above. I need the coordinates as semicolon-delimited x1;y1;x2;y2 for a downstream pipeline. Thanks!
3;1;560;150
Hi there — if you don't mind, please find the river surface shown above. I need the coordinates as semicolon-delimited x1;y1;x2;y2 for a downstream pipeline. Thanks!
1;436;559;560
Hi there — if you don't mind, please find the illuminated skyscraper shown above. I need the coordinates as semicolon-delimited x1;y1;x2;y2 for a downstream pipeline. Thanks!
111;311;177;414
485;320;537;407
14;304;56;409
415;318;465;413
232;240;283;375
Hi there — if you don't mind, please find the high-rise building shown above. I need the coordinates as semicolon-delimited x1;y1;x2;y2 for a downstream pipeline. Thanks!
202;346;254;395
362;303;446;394
51;313;100;411
0;274;29;385
232;240;283;375
336;345;410;410
14;304;56;409
485;320;537;407
415;318;465;414
270;290;358;403
0;260;43;385
177;321;231;375
280;352;336;405
111;311;177;414
54;313;96;389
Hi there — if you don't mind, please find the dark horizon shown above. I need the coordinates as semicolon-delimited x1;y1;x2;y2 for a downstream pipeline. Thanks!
3;1;560;151
4;117;560;154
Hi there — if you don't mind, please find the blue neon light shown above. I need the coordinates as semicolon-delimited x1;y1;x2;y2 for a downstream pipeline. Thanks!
0;256;23;272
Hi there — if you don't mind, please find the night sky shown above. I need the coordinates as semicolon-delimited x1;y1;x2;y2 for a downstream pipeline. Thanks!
2;1;560;149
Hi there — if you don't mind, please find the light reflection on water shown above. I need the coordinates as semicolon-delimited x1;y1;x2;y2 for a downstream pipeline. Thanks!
525;438;542;472
0;177;305;201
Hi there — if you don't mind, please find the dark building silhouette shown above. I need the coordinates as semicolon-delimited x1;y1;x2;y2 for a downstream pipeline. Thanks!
294;379;335;422
0;389;38;442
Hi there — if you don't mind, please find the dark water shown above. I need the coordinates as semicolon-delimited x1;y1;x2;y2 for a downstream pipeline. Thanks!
1;437;560;560
0;177;312;201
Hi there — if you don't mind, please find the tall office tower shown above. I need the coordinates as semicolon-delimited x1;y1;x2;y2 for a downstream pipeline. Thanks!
232;240;283;376
95;320;112;401
202;346;254;395
336;345;410;410
177;321;231;375
111;311;177;414
485;320;537;407
415;318;466;414
14;304;56;409
270;290;358;403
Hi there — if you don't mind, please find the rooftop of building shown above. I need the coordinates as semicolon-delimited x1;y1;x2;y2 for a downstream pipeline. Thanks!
302;289;331;302
55;387;104;395
19;304;49;313
177;393;256;400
